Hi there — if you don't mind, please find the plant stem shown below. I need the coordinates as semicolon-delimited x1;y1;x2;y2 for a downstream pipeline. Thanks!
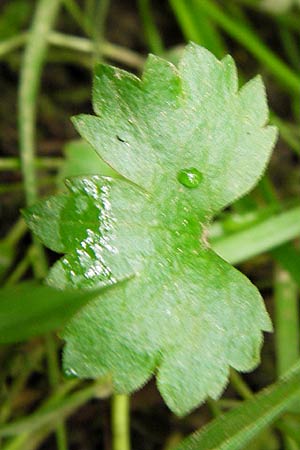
278;26;300;72
0;176;56;195
207;398;222;417
62;0;91;36
0;157;63;171
2;218;27;247
218;399;241;409
170;0;199;42
18;2;67;450
0;382;97;438
274;267;299;377
229;369;253;400
0;345;44;424
0;33;27;58
138;0;164;55
49;32;145;69
92;0;110;62
274;266;299;450
28;240;48;281
18;0;59;277
18;0;61;206
111;394;130;450
45;335;68;450
0;31;145;69
272;243;300;288
169;0;225;58
270;114;300;156
4;247;32;287
85;0;96;35
256;180;300;374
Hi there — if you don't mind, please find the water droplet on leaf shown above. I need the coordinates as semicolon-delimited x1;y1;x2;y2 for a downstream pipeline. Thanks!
177;168;203;188
64;367;79;379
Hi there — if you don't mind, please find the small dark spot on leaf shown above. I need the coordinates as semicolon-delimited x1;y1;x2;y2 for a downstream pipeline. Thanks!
116;135;126;143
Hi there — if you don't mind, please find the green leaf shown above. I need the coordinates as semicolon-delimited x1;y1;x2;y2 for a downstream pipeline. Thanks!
73;46;276;213
212;206;300;265
176;360;300;450
0;281;104;344
57;139;120;189
25;43;277;416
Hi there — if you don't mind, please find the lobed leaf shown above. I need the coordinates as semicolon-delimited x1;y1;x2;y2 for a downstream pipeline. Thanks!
57;139;119;189
25;43;277;415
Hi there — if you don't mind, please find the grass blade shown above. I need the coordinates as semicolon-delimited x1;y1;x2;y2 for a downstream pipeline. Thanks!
176;360;300;450
212;206;300;265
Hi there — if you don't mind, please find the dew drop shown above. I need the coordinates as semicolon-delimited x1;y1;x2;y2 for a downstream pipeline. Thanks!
177;168;203;189
64;367;79;379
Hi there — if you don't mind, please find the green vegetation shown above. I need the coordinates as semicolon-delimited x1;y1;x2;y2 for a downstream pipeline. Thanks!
1;1;300;449
25;44;276;417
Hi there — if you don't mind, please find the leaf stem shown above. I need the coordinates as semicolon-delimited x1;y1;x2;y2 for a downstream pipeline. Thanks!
229;369;253;400
111;394;131;450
